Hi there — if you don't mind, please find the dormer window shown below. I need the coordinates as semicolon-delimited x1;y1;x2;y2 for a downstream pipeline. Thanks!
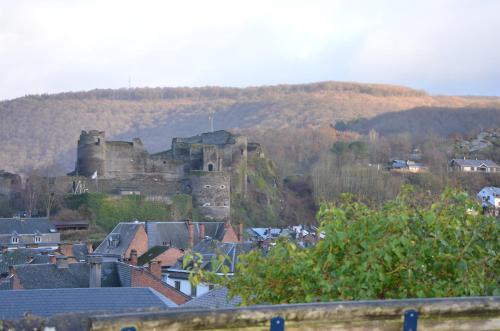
34;236;42;243
11;236;19;244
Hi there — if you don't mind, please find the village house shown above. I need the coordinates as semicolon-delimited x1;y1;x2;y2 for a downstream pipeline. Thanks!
165;238;252;298
2;254;190;305
0;218;59;249
388;159;427;173
477;187;500;216
449;158;500;172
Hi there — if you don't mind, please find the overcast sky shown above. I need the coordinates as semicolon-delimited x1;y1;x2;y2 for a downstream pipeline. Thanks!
1;0;499;100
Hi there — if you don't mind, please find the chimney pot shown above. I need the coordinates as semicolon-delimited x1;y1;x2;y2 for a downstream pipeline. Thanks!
129;249;138;266
187;220;194;249
199;223;205;239
148;260;162;279
49;255;57;264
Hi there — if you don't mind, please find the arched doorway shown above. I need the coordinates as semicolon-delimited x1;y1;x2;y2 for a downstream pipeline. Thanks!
208;163;214;171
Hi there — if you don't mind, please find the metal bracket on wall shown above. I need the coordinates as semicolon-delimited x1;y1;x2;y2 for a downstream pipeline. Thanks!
270;316;285;331
403;309;419;331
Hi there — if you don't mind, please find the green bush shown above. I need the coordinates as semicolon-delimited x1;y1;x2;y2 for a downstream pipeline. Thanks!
223;187;499;305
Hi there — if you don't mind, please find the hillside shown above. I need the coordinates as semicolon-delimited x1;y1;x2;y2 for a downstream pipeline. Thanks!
1;81;500;174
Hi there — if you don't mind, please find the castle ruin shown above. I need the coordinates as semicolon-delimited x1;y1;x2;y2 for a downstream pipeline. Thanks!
64;130;249;220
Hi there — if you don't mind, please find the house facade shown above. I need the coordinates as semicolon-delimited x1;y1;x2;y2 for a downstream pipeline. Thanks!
477;187;500;216
0;218;59;249
449;159;500;172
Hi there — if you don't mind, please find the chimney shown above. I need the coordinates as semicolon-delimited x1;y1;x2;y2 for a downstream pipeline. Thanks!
56;256;69;269
86;242;93;254
58;243;73;258
148;260;162;279
187;219;194;249
8;265;16;277
88;255;103;288
49;254;57;264
129;249;138;266
238;222;244;243
199;223;205;239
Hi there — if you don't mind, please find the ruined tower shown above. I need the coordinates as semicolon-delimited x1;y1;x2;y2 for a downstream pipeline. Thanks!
75;130;106;178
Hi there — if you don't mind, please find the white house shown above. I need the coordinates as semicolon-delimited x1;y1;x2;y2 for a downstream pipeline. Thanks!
477;187;500;215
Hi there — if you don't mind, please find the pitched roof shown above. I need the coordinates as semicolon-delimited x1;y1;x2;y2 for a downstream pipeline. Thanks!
0;248;52;275
94;222;144;256
0;287;176;320
0;218;57;235
10;261;122;289
137;246;169;266
449;159;500;168
170;239;253;274
146;221;226;250
182;286;241;309
174;130;236;146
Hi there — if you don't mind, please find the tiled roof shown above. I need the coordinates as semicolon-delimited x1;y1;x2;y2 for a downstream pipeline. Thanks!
182;286;241;309
146;221;226;250
94;222;144;256
0;287;176;320
0;218;57;235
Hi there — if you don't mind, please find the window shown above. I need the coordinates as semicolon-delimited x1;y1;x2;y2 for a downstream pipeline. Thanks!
208;163;214;171
174;281;181;291
34;236;41;243
240;148;244;156
220;185;226;189
204;185;211;189
191;285;197;297
11;236;19;244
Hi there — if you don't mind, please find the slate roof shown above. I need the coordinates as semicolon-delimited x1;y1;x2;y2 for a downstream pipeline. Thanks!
174;130;236;146
72;243;90;262
0;287;176;319
0;248;53;275
9;261;122;289
146;221;227;250
0;218;57;235
170;239;253;274
449;159;500;168
94;222;144;256
182;286;241;309
138;246;169;266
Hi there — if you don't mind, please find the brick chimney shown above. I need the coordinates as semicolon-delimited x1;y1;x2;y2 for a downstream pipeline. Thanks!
199;223;205;239
49;254;57;264
58;243;73;258
187;219;194;249
238;222;244;243
8;265;16;277
148;260;162;279
129;249;138;266
88;255;103;288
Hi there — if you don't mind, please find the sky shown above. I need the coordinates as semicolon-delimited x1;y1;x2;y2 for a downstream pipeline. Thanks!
1;0;499;100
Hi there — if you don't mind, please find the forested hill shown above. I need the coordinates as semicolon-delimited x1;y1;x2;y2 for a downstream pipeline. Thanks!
1;81;500;174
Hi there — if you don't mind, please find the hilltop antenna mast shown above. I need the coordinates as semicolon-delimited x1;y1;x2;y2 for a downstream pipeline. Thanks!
208;110;215;133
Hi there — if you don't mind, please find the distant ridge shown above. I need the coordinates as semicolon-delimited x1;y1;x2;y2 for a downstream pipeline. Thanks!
1;81;499;174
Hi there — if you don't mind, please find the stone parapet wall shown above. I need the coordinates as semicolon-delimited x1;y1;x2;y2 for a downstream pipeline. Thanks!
4;296;499;331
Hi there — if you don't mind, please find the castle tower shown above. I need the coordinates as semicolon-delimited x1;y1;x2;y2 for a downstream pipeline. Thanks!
75;130;106;178
190;171;230;220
